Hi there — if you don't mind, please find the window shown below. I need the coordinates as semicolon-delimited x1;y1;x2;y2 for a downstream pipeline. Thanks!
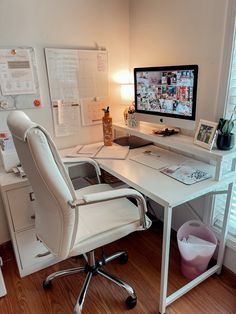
213;22;236;239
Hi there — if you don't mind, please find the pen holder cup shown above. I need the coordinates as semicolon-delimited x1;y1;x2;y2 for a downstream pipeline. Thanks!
177;220;217;280
127;113;139;128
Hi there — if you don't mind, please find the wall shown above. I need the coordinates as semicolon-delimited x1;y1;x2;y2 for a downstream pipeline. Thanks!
0;0;130;243
129;0;228;124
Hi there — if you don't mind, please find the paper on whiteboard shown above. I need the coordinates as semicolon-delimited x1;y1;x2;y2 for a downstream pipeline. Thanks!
45;48;80;102
0;49;36;95
57;100;63;125
78;50;108;99
80;97;108;126
52;101;80;137
45;49;108;102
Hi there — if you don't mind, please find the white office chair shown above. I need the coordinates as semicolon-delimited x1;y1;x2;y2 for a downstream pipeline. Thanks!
7;111;151;313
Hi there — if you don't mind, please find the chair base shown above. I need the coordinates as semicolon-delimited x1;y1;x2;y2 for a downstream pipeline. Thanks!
43;250;137;313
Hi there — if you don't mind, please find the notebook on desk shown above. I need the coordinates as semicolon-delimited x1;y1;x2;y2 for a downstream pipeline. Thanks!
94;145;129;159
65;143;129;160
72;142;103;157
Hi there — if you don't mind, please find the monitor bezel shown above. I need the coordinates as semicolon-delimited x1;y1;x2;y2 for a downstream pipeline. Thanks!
134;64;198;122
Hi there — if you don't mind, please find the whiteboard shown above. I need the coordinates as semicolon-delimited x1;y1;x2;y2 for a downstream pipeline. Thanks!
45;48;109;136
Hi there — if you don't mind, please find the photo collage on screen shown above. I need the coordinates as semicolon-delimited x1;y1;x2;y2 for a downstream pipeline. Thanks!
136;70;194;116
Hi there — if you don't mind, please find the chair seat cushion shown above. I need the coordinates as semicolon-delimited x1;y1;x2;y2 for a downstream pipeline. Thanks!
69;184;143;256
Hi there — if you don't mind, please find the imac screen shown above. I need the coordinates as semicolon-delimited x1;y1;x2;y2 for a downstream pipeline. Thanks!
134;65;198;121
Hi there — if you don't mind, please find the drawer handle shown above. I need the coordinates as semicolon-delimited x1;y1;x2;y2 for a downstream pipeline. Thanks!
35;251;51;258
29;192;35;202
30;214;35;220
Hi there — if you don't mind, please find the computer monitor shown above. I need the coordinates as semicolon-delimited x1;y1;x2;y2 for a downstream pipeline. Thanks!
134;65;198;130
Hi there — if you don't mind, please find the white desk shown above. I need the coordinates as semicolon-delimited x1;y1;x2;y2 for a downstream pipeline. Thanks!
96;145;235;313
93;122;236;313
114;122;236;181
1;121;235;311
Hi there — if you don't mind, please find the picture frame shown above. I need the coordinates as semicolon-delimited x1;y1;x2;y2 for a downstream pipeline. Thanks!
194;119;218;150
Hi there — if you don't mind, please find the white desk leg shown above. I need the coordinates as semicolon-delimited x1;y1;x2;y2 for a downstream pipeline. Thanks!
159;205;172;314
216;181;234;274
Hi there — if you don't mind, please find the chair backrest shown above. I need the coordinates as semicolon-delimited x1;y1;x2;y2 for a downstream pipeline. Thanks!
7;111;78;259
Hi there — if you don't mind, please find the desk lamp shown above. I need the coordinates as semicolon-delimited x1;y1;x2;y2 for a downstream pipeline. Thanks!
121;83;134;124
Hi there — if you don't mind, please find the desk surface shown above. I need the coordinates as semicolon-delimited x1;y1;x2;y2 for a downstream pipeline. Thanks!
97;146;234;208
114;122;236;163
1;144;234;208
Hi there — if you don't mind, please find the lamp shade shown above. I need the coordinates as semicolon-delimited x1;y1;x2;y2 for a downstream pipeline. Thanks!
121;84;134;104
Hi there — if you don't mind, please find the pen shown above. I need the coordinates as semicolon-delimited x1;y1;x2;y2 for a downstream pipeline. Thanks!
143;150;161;157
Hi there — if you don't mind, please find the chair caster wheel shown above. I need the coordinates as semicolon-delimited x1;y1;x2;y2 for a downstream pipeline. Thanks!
43;280;52;290
126;296;137;309
119;252;128;264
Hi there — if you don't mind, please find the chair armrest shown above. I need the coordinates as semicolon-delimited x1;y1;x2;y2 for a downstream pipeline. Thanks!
83;188;149;229
62;157;101;183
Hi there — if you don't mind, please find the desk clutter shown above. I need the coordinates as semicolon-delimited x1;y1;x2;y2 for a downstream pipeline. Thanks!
152;127;180;136
12;166;26;178
64;142;213;185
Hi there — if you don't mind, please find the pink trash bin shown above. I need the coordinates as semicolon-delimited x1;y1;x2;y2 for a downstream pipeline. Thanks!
177;220;217;280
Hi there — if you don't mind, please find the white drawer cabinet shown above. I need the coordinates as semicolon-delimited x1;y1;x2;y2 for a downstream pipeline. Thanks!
0;171;60;277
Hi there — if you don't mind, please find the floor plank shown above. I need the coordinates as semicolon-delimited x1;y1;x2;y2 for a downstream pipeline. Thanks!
0;223;235;313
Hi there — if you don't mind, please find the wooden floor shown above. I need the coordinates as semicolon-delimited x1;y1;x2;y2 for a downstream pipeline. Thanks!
0;222;236;314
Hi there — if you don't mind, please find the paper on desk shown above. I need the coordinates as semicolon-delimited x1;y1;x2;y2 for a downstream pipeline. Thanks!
160;164;212;185
129;151;168;170
65;142;103;157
